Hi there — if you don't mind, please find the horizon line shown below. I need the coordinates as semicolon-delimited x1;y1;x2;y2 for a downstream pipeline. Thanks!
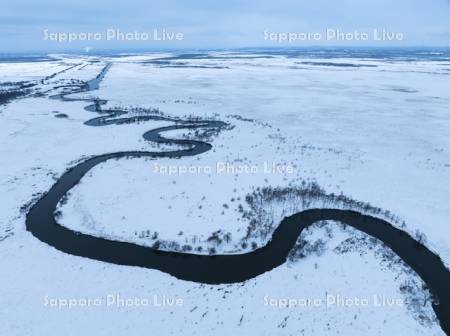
2;45;450;56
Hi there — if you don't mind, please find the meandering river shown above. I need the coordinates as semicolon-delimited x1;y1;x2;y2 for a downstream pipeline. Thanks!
25;63;450;334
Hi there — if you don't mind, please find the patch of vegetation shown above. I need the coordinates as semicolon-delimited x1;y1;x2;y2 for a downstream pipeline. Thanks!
241;181;405;245
0;81;36;105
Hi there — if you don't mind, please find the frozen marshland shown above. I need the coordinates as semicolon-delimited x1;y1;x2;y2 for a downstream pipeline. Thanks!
1;49;449;335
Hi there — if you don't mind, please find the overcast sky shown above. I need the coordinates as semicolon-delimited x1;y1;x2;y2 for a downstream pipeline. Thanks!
1;0;450;52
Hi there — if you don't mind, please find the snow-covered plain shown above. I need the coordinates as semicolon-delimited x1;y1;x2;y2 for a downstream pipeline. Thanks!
1;51;449;335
